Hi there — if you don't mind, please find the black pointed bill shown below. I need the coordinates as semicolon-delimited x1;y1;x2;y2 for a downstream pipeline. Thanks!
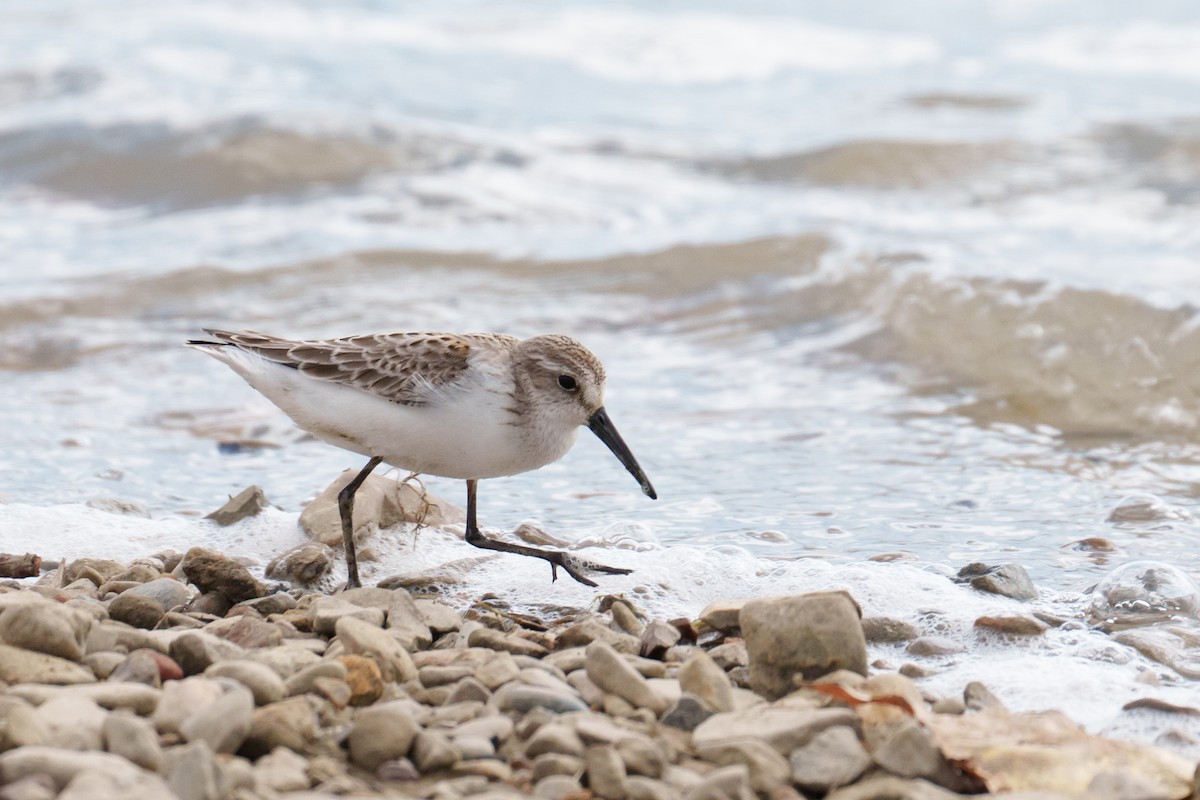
587;406;657;500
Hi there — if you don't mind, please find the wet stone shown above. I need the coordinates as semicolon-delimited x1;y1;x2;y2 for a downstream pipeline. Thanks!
862;616;920;643
205;485;270;526
181;548;266;604
974;614;1048;635
958;562;1038;601
741;591;867;698
906;636;965;656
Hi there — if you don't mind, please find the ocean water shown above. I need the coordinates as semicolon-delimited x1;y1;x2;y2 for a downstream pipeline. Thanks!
3;0;1200;753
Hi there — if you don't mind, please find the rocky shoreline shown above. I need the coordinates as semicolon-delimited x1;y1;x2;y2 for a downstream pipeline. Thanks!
0;539;1197;800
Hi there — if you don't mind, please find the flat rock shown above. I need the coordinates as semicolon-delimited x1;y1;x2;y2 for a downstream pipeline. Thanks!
740;591;867;698
557;619;640;654
9;682;161;714
165;740;221;800
694;706;858;755
824;776;965;800
310;596;385;636
468;626;548;657
0;747;144;788
0;643;95;685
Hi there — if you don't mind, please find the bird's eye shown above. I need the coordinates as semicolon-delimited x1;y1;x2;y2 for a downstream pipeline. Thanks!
557;375;578;392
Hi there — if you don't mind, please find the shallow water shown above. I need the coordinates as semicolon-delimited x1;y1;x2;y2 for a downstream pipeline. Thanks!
3;0;1200;754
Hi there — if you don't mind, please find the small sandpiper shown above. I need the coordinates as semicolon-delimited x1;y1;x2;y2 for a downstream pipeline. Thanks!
187;329;656;588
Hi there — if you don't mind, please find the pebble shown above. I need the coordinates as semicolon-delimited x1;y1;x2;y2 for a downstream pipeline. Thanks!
694;706;859;755
0;561;1189;800
102;710;163;772
348;700;420;770
253;746;311;792
122;577;193;611
678;651;734;712
741;591;867;698
205;659;286;705
586;744;629;800
974;614;1049;636
178;681;254;754
0;643;95;685
661;693;716;731
906;636;965;656
698;599;746;633
586;640;668;714
958;562;1039;601
180;548;266;604
861;617;920;643
790;725;872;793
0;603;89;661
640;619;682;659
335;615;419;683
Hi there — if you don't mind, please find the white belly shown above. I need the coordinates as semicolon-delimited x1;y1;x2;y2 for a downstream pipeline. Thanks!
214;350;575;479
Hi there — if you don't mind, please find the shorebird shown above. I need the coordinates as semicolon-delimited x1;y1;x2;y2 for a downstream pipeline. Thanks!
187;329;656;588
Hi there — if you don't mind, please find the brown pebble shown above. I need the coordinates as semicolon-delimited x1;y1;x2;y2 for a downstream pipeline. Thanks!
974;615;1047;636
338;655;384;706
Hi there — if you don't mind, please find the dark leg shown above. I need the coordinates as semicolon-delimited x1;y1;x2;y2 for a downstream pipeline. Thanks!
338;456;383;589
462;479;632;587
